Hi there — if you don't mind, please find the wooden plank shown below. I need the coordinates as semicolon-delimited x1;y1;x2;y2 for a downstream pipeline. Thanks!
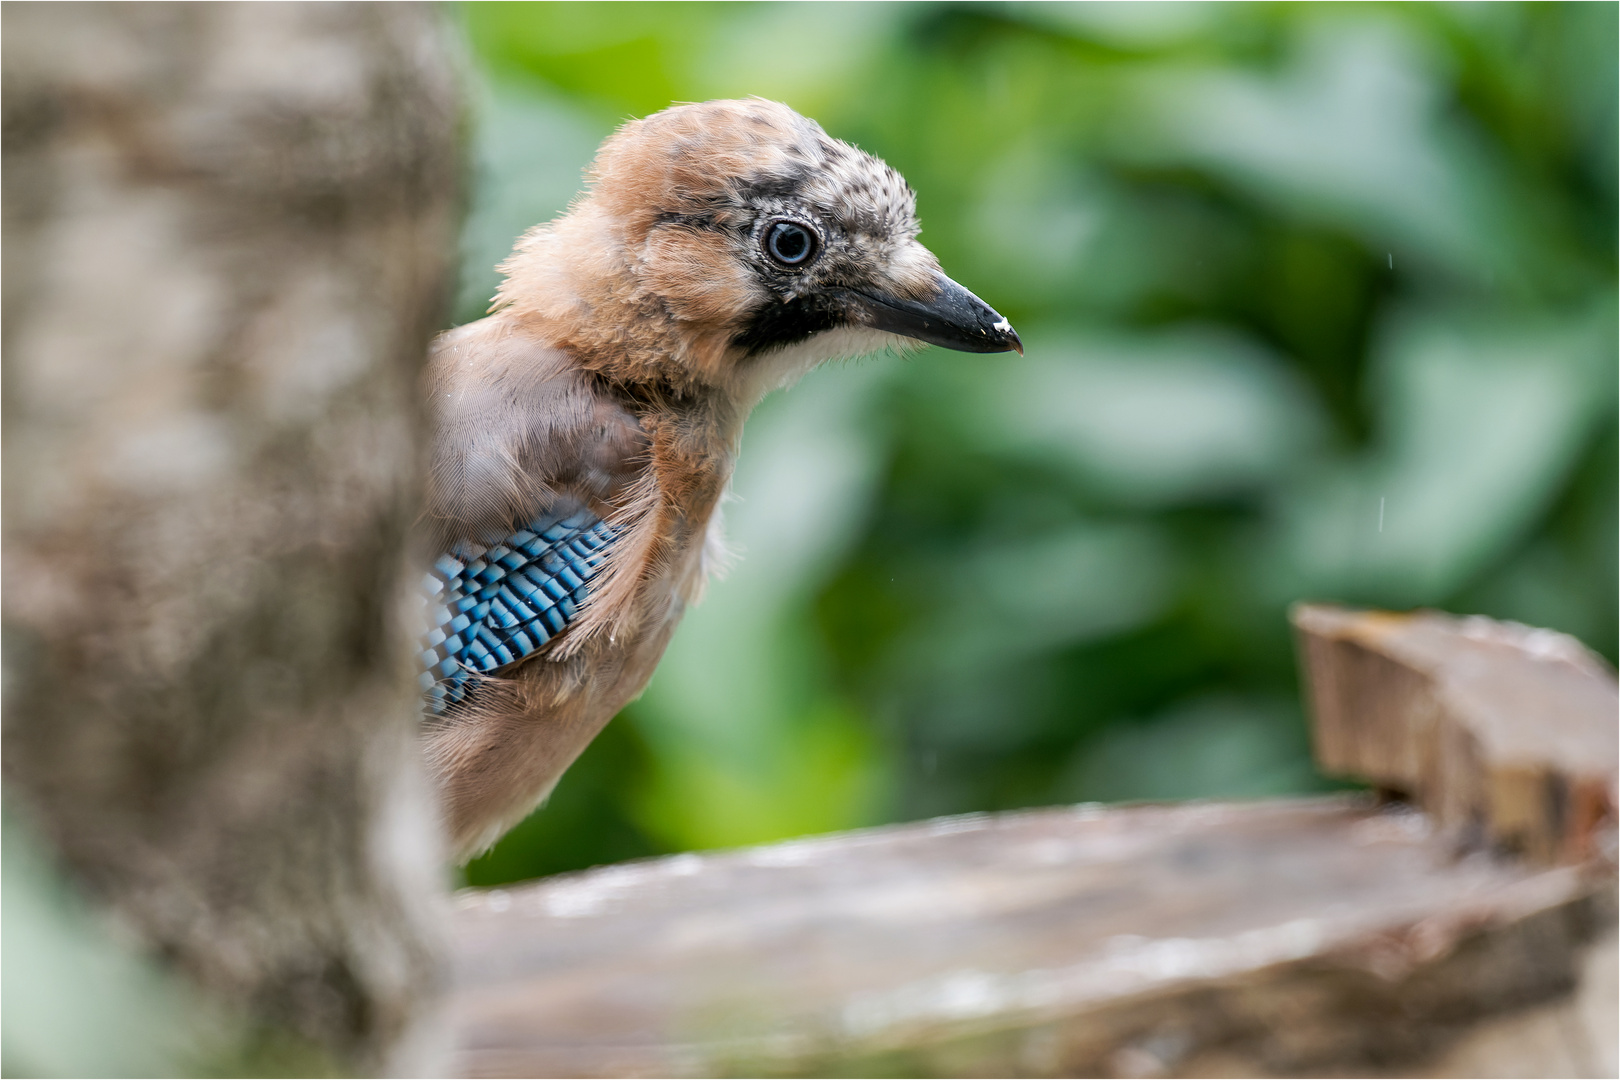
447;797;1611;1078
1292;605;1618;864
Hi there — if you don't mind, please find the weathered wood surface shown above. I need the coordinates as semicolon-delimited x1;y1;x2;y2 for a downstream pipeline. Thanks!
449;797;1614;1078
1293;604;1618;865
447;609;1617;1077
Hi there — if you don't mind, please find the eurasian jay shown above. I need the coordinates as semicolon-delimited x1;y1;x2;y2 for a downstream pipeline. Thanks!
420;98;1020;860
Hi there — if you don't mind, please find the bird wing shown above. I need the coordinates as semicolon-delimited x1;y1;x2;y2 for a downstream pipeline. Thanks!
417;505;618;714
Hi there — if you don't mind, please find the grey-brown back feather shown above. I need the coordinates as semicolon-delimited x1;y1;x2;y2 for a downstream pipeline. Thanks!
423;319;649;550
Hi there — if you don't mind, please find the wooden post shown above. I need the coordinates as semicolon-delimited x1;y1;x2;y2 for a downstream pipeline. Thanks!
1293;604;1617;865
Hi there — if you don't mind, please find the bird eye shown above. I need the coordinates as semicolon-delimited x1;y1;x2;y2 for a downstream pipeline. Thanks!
764;220;818;267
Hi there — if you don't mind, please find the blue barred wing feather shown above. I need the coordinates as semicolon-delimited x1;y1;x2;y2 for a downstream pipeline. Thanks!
418;508;618;714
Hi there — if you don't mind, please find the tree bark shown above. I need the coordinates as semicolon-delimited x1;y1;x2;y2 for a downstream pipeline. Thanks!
2;3;461;1071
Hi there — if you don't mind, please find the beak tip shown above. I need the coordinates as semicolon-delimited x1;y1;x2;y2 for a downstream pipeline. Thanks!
991;317;1022;356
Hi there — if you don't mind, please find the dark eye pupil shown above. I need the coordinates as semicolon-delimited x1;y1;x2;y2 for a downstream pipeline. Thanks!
767;222;812;265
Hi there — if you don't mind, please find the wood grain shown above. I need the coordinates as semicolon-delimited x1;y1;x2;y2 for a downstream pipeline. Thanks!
1293;604;1618;864
448;797;1612;1077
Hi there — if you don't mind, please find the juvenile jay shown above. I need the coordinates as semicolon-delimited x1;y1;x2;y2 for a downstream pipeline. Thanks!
420;99;1020;860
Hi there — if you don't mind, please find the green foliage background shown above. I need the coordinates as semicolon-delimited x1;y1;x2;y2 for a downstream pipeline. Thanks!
456;1;1618;886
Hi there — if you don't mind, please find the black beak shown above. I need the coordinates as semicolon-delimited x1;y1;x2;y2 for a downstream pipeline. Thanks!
846;271;1022;355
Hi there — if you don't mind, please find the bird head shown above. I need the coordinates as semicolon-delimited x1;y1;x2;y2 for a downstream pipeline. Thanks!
494;99;1021;399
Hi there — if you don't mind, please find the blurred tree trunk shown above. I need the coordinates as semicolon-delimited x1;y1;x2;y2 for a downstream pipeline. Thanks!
2;3;461;1073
